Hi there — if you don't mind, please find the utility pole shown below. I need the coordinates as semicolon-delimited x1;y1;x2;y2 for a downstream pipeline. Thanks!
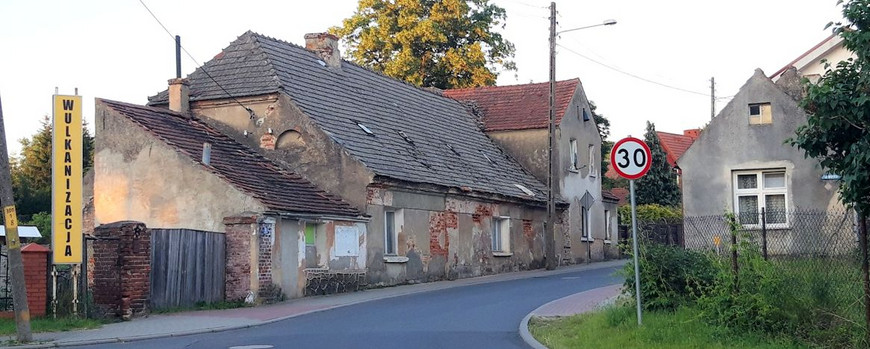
545;1;558;270
710;77;716;120
0;95;33;342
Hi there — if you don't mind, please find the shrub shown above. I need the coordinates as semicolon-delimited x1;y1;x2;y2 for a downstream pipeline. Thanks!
621;243;716;311
618;204;682;225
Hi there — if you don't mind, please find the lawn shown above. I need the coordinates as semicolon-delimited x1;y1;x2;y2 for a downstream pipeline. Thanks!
0;316;102;335
529;305;808;349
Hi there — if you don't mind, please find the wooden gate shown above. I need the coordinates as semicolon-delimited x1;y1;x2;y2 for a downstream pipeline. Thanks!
150;229;225;310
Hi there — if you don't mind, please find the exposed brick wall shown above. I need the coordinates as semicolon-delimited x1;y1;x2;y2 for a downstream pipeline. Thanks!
91;221;150;320
224;215;256;301
22;245;49;317
257;221;273;292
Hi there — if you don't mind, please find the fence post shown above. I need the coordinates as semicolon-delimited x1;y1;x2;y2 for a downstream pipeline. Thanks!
860;212;870;346
731;228;739;293
761;207;768;261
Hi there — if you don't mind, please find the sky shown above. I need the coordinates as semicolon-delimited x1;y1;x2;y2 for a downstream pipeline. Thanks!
0;0;846;156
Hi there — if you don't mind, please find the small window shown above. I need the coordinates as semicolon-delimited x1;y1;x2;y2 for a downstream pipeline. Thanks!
749;103;772;124
514;184;536;197
582;108;590;121
385;211;400;255
570;139;579;170
492;217;510;253
581;207;591;240
588;144;596;177
604;210;612;241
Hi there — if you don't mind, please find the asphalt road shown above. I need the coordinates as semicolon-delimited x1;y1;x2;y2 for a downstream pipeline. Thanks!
79;265;622;349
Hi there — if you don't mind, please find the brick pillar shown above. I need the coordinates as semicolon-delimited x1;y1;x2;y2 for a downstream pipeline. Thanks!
224;215;257;301
92;221;150;320
21;244;49;317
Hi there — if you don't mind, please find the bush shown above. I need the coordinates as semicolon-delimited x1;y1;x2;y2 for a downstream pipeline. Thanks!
618;204;681;225
621;243;716;311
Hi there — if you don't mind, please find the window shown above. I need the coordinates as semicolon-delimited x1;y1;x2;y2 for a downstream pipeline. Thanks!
588;144;596;177
385;211;398;255
581;206;591;240
749;103;772;124
604;210;612;241
492;217;510;253
733;170;788;226
569;139;579;171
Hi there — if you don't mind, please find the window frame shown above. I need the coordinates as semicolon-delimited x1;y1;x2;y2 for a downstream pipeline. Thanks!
732;170;788;228
384;210;398;256
491;216;511;254
581;206;591;241
749;102;772;124
588;144;596;177
604;209;612;242
569;139;579;171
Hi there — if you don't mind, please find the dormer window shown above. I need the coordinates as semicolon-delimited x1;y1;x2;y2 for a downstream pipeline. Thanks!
749;103;772;124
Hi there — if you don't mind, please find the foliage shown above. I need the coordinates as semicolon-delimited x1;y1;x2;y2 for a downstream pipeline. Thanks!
621;243;716;311
634;121;681;206
529;305;807;349
0;316;102;336
332;0;516;89
590;100;623;191
25;211;51;244
8;116;93;223
617;203;682;225
696;213;865;348
789;0;870;213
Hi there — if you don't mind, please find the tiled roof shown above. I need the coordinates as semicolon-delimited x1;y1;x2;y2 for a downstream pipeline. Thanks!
608;187;629;206
657;131;696;167
148;31;548;203
100;98;363;218
602;190;620;203
442;79;580;131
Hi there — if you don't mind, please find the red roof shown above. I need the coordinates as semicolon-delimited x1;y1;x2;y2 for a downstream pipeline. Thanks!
609;188;629;206
443;79;580;131
657;131;697;167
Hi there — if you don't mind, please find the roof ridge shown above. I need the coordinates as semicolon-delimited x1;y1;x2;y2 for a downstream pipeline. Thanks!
247;32;284;92
444;78;580;93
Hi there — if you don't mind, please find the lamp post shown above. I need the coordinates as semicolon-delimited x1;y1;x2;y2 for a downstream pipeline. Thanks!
546;1;615;270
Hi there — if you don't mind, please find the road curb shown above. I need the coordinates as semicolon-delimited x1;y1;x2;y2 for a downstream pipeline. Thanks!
4;260;626;348
518;283;623;349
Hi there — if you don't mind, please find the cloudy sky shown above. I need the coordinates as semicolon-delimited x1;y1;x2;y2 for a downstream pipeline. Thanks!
0;0;845;156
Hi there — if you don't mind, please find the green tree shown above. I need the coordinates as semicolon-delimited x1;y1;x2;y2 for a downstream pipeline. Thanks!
11;116;94;222
635;121;680;206
332;0;516;89
790;0;870;213
590;101;627;190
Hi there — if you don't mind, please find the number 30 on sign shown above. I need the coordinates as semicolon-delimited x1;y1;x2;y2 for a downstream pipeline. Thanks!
611;137;652;180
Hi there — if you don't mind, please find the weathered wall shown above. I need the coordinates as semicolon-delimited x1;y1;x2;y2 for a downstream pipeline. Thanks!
365;187;550;286
94;103;267;232
679;69;843;217
91;221;150;320
191;94;375;210
488;129;549;182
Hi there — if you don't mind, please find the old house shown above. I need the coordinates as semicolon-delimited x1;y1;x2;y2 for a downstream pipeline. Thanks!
145;31;562;287
656;129;699;188
770;33;851;84
678;68;846;250
94;97;367;301
444;80;619;262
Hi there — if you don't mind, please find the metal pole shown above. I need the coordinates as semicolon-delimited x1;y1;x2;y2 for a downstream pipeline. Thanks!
72;265;79;317
51;266;57;319
545;1;557;270
629;179;642;325
710;77;715;120
761;207;768;260
0;95;32;341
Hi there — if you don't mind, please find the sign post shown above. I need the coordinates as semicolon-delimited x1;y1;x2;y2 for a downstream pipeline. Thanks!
610;137;652;326
52;92;83;317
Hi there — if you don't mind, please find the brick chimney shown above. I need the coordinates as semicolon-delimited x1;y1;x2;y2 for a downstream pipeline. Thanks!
168;78;190;113
683;128;701;140
304;33;341;69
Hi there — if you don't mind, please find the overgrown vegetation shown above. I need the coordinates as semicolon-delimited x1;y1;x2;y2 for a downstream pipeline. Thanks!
621;243;716;311
530;304;806;349
617;203;682;225
0;316;101;335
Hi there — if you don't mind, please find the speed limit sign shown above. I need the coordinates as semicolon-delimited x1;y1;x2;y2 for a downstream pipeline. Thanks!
611;137;652;180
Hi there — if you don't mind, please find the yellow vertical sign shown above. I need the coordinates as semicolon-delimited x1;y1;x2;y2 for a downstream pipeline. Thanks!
52;95;82;264
3;206;20;249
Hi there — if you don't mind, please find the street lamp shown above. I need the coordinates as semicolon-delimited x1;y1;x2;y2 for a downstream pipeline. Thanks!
545;2;616;270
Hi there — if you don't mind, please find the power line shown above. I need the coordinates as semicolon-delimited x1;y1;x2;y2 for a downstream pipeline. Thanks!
138;0;255;117
557;43;714;97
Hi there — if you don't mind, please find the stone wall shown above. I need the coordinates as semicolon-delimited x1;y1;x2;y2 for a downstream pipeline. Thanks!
91;221;150;320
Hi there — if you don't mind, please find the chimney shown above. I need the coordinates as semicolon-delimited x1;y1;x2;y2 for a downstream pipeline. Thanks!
683;129;701;140
168;78;190;113
304;32;341;69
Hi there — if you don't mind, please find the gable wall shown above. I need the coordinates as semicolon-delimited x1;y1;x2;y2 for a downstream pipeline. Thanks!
678;70;842;218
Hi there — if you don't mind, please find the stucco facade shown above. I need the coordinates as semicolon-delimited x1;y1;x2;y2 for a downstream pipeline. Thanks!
679;69;843;220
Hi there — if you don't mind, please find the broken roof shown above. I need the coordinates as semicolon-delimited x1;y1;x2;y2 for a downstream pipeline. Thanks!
442;79;580;132
148;31;548;203
657;131;696;167
100;98;364;218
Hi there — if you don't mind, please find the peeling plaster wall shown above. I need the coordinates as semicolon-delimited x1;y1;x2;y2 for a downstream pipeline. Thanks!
679;70;843;218
94;103;267;232
483;84;613;264
191;94;375;210
366;187;549;286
